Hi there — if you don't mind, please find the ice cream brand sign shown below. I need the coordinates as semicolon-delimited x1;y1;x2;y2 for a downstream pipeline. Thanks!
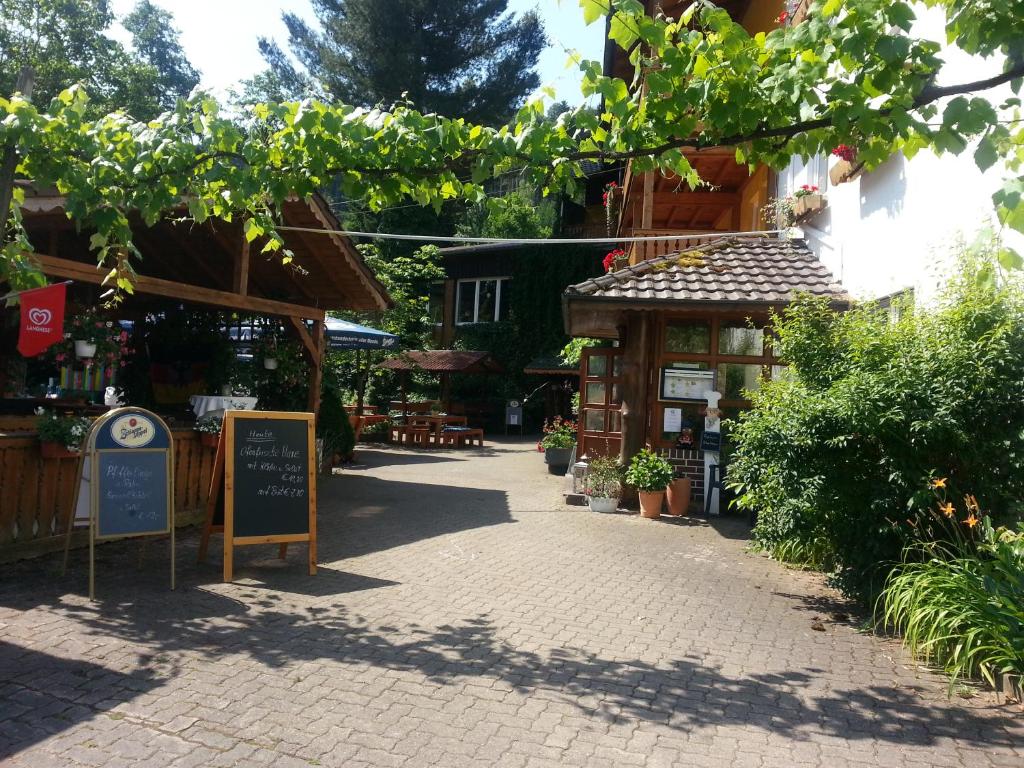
110;414;156;448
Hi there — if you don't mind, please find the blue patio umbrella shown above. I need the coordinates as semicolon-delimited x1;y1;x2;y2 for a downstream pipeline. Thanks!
324;318;398;413
325;318;398;351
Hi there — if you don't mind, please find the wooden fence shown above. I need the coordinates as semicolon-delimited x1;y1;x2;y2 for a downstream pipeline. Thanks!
0;429;216;562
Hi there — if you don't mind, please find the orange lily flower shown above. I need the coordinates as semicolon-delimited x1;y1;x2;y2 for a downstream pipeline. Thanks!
964;495;980;513
938;502;955;518
964;514;979;529
930;477;947;489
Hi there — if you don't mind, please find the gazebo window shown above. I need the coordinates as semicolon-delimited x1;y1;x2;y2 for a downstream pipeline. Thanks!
718;323;764;356
665;322;710;354
456;278;511;324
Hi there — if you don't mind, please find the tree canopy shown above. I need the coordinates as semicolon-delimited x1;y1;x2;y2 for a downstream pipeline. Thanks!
0;0;198;120
249;0;546;126
2;0;1023;292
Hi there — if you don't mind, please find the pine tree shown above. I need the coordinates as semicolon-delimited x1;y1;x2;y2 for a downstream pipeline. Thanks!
122;0;201;111
253;0;545;126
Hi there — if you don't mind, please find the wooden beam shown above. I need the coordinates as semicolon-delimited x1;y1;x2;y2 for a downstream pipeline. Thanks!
641;172;655;230
33;253;326;321
234;229;250;296
650;192;739;207
286;316;317;360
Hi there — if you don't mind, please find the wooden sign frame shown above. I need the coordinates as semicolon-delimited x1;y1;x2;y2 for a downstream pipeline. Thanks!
199;410;317;582
61;407;176;600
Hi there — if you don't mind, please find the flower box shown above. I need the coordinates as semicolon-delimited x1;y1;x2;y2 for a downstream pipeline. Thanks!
829;159;864;185
792;193;826;220
200;432;220;448
40;441;80;459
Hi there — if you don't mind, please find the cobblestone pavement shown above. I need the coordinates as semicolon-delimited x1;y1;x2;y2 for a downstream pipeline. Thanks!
1;439;1021;767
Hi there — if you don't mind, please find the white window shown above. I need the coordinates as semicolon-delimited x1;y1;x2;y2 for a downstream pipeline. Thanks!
456;278;511;324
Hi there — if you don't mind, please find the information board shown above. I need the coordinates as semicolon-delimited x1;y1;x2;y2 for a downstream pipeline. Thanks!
660;367;716;402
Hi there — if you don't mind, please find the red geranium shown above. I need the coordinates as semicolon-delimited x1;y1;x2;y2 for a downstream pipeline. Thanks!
603;248;627;273
832;144;857;162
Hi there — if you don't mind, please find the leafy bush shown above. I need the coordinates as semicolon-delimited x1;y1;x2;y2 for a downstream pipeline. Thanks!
625;449;674;492
318;387;355;461
194;415;222;434
586;456;623;498
729;252;1024;600
882;514;1024;688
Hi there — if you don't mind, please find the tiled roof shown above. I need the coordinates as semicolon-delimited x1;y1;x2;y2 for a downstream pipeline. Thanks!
566;237;850;305
378;350;504;374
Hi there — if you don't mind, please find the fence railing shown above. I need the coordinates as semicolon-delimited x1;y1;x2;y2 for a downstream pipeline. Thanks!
625;230;723;264
0;429;216;562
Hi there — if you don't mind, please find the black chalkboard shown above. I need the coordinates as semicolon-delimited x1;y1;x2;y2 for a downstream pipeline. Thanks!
96;450;170;538
230;416;311;538
700;430;722;453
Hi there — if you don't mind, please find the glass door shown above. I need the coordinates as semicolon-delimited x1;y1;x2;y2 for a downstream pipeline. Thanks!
578;348;623;459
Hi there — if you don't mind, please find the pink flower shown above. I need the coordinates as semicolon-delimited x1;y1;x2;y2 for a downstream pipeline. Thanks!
104;368;113;378
94;321;104;328
119;361;126;368
55;353;66;362
119;331;129;341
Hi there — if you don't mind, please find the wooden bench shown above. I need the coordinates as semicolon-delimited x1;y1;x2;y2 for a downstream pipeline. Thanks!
440;428;484;448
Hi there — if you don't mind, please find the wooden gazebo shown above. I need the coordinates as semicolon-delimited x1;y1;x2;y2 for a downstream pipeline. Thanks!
0;191;391;562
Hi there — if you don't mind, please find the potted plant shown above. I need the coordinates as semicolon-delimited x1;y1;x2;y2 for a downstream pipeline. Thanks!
625;448;674;519
256;330;280;370
35;410;91;458
540;416;576;474
585;456;622;513
194;415;223;448
666;474;692;516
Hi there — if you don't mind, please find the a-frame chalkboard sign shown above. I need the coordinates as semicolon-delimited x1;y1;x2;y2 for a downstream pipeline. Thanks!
198;410;317;581
62;407;175;600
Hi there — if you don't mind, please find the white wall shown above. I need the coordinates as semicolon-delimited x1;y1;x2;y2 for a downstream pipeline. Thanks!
779;4;1022;303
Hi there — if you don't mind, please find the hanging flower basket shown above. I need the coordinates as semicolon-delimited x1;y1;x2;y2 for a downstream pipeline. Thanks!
263;357;279;370
74;340;97;359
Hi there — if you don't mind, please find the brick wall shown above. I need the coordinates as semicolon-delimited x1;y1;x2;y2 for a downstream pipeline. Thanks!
661;448;705;506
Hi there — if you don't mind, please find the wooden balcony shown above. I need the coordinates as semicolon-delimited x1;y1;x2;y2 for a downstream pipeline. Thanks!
625;230;725;265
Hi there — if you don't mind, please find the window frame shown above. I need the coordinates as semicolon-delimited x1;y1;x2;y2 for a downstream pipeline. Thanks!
455;277;511;325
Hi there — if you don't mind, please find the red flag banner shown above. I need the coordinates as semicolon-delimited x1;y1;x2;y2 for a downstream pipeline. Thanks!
17;283;67;357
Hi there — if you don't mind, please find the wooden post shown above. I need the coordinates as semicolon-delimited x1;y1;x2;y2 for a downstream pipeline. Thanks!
0;68;34;230
307;319;325;417
233;229;250;296
619;312;651;464
640;172;655;230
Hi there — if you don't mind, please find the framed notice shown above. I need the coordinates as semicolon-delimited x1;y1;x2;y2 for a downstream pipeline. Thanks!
660;367;716;403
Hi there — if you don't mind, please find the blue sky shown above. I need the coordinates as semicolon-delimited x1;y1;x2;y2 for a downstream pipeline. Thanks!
108;0;605;106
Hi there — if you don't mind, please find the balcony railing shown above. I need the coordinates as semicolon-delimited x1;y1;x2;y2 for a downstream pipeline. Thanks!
625;230;725;265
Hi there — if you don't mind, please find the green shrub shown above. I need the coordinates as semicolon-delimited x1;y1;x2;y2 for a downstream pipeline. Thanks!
729;251;1024;600
625;449;674;492
881;519;1024;688
318;388;355;461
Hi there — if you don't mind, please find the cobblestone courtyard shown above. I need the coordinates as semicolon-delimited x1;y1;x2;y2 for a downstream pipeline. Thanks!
1;439;1021;767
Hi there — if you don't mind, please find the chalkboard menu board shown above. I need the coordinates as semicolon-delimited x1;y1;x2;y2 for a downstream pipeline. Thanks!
63;407;176;600
217;410;317;582
96;450;170;537
231;416;311;537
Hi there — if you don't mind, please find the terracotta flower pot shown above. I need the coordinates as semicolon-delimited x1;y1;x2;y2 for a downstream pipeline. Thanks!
666;477;692;516
40;441;79;459
638;490;665;519
200;432;220;448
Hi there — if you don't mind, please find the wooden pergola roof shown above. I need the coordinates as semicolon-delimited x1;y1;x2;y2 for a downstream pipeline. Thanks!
17;191;391;321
